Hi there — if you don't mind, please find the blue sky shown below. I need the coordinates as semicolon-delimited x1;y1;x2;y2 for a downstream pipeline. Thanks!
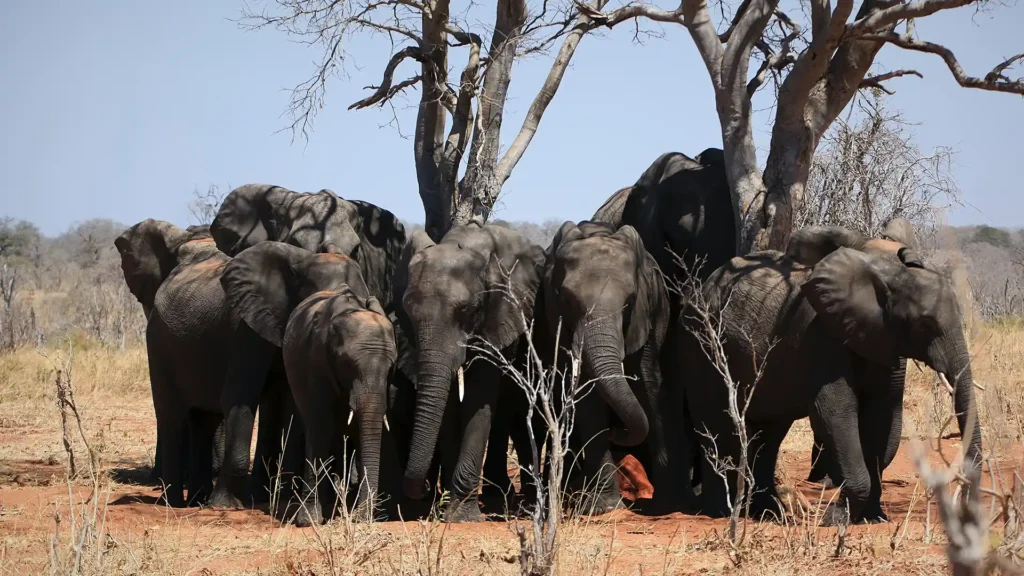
1;0;1021;235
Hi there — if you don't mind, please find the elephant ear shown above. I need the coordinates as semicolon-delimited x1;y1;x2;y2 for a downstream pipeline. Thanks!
786;226;866;266
801;247;897;365
115;219;187;312
483;229;546;351
221;242;312;347
364;295;387;317
616;225;663;355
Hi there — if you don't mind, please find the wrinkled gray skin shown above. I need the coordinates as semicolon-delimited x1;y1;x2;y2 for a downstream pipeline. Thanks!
398;225;544;522
798;218;920;490
592;148;735;512
208;185;407;509
682;228;981;525
115;220;235;506
542;222;669;514
222;242;395;525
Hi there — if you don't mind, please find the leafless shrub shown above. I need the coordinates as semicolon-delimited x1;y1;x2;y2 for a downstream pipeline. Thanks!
797;94;961;256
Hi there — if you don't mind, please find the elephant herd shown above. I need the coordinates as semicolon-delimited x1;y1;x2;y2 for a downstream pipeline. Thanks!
116;149;981;526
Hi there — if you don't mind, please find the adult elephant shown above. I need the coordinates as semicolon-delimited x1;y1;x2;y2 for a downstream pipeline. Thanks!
208;185;406;509
592;148;734;282
542;221;669;514
220;242;395;525
592;149;735;512
790;218;922;487
398;225;545;522
115;219;234;506
680;231;982;524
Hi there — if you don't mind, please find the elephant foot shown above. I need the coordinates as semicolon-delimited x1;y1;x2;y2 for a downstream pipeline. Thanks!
573;489;622;517
444;497;484;523
208;485;245;510
820;501;852;527
857;500;888;524
293;500;324;527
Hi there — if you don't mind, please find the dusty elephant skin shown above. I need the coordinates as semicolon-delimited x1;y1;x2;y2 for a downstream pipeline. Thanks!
682;229;982;525
115;220;235;507
207;186;407;510
541;221;669;515
397;225;545;522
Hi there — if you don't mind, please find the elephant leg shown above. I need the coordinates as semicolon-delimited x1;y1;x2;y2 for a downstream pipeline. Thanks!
293;407;334;527
186;410;220;506
810;376;872;526
211;324;277;509
480;408;513;514
854;359;906;523
572;392;620;516
150;435;163;485
508;409;539;515
154;407;187;508
444;358;508;523
638;341;687;514
747;420;793;521
248;386;281;503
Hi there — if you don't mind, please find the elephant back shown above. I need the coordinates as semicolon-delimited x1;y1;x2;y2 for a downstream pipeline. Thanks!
153;250;232;338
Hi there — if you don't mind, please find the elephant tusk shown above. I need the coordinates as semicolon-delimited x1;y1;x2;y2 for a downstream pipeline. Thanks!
457;366;465;402
938;373;955;396
348;409;355;426
571;357;580;385
973;380;986;391
383;414;390;432
912;360;925;373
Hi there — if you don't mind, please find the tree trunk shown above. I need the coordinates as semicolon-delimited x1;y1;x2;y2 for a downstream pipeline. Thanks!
415;0;453;241
455;0;527;228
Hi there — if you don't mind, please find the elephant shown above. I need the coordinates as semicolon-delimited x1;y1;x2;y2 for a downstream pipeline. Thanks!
793;218;922;486
208;185;407;509
220;242;396;526
115;219;235;506
592;148;736;511
679;230;982;524
592;148;735;284
541;221;670;514
397;224;545;522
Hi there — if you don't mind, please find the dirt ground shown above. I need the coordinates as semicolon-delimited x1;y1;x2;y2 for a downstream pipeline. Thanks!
1;337;1023;575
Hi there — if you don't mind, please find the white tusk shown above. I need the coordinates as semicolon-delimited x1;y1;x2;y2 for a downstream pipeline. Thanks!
571;357;580;385
974;381;986;392
912;360;925;373
457;366;465;403
348;409;354;425
621;362;625;375
383;414;390;432
938;373;954;396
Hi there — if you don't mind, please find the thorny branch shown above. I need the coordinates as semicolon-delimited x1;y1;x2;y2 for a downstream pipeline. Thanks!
859;69;924;95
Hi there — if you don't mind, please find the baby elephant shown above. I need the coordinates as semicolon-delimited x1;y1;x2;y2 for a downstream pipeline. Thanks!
284;287;397;526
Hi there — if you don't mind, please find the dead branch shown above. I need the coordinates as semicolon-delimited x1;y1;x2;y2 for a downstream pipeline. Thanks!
348;46;425;110
859;69;924;94
865;33;1024;95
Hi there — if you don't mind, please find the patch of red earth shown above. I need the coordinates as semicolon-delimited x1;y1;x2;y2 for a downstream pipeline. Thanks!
3;442;1022;575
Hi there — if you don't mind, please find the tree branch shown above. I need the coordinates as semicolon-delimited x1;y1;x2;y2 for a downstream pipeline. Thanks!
848;0;977;37
859;68;924;94
865;33;1024;95
348;46;424;109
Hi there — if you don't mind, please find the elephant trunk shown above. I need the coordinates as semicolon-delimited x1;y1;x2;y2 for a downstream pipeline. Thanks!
353;382;385;514
403;337;463;499
929;331;982;474
579;318;648;447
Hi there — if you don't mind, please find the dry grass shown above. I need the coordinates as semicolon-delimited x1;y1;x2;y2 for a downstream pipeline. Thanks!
1;321;1023;575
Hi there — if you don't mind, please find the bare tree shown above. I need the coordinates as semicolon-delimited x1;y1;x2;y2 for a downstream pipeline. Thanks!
796;93;960;250
578;0;1023;252
242;0;668;241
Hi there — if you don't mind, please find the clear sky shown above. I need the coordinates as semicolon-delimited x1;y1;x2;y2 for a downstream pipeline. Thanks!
1;0;1021;235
